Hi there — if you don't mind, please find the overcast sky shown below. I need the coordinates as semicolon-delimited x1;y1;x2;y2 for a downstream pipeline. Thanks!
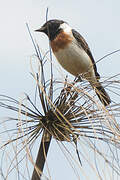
0;0;120;179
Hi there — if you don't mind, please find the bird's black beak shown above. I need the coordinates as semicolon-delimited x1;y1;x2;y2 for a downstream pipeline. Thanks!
35;26;45;32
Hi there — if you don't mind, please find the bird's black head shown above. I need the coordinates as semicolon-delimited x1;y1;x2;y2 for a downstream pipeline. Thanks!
35;19;66;41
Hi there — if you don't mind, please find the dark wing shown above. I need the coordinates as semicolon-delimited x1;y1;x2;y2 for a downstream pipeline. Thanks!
72;29;100;79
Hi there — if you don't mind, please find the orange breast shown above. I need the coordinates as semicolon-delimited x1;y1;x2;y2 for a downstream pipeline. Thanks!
50;31;73;53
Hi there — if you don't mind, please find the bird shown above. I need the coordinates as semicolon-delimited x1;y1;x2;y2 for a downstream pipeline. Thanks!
35;19;111;106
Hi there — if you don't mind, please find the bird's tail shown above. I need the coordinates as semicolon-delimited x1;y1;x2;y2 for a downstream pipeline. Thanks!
94;82;111;106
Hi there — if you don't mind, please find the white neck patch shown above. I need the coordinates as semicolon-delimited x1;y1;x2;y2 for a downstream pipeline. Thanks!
59;23;72;34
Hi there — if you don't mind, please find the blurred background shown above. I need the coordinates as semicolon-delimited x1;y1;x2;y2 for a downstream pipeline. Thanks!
0;0;120;179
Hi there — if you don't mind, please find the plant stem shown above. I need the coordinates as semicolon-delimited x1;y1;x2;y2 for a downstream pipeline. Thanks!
31;131;52;180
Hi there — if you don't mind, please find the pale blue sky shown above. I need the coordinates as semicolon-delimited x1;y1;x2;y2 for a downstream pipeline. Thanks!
0;0;120;179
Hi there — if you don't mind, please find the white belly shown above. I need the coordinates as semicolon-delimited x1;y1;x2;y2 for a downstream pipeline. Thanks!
54;41;93;77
